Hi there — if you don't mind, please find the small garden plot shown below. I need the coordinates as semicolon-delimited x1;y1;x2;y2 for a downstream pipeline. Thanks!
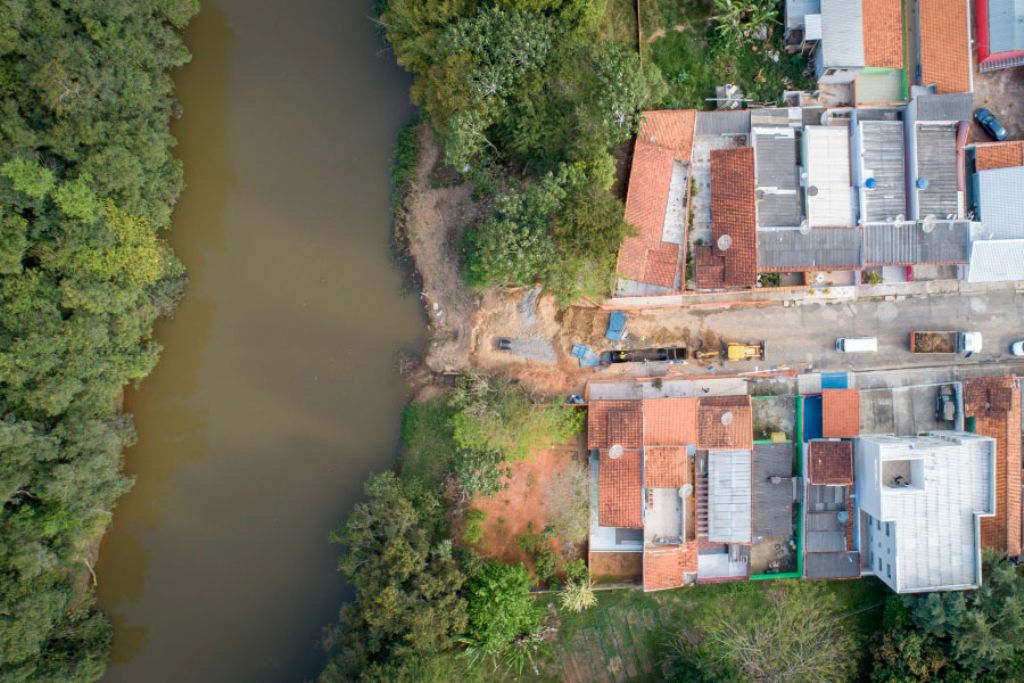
470;443;589;585
642;0;814;109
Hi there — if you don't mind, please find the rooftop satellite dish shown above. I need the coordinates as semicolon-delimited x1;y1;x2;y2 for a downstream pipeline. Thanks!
820;110;833;126
720;411;734;426
609;444;624;459
799;219;812;235
815;272;826;283
718;234;733;251
680;483;693;499
807;185;819;197
922;215;936;233
895;213;905;224
756;189;766;200
946;213;955;220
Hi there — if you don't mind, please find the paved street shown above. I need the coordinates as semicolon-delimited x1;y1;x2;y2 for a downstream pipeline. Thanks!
630;289;1024;375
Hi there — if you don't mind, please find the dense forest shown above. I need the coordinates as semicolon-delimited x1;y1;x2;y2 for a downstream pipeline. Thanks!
0;2;197;680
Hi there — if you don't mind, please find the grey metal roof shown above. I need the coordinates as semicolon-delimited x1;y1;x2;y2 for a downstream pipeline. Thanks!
820;0;865;67
914;93;973;122
805;551;862;579
754;128;802;227
757;227;863;269
968;239;1024;282
707;450;752;544
695;110;751;136
753;444;795;541
786;0;822;29
988;0;1024;54
860;121;907;222
805;512;849;552
916;124;960;219
977;166;1024;239
864;221;969;264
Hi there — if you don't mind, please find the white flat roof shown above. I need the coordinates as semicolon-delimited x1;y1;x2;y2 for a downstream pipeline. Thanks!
977;166;1024;239
969;239;1024;282
866;433;994;592
804;126;855;226
707;450;752;543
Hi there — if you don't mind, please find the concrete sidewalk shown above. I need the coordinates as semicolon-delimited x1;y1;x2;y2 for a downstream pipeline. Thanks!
604;278;1024;310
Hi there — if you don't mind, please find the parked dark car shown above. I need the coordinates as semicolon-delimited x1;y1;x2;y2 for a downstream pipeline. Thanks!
975;108;1008;141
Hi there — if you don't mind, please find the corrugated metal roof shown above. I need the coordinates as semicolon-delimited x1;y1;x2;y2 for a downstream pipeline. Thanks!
754;128;801;227
707;450;752;544
864;220;969;264
914;92;973;122
821;0;865;67
988;0;1024;55
804;125;855;226
977;166;1024;239
968;239;1024;282
860;121;906;222
757;227;863;269
916;124;960;219
695;110;751;136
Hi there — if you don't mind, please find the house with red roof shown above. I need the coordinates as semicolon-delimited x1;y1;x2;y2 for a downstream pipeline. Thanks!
615;110;696;296
588;390;755;590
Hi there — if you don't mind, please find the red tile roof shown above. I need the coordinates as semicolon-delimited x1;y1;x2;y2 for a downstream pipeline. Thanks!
645;446;689;488
639;110;696;160
697;395;753;450
698;147;757;289
598;449;643;528
616;110;696;289
862;0;904;68
919;0;972;94
965;378;1022;557
588;400;643;450
808;440;854;485
643;397;699;446
975;141;1024;171
822;389;861;438
643;543;697;591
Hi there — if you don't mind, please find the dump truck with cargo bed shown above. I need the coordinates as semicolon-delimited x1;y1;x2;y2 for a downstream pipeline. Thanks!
909;331;982;356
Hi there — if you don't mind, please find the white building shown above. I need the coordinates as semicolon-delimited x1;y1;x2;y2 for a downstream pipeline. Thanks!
855;432;996;593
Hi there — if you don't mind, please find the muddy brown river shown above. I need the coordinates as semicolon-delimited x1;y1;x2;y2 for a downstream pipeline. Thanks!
95;2;423;680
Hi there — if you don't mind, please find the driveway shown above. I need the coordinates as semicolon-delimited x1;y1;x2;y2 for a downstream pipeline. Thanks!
971;68;1024;143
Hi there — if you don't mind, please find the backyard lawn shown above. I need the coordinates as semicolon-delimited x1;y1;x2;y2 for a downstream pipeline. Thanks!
639;0;814;109
531;577;889;682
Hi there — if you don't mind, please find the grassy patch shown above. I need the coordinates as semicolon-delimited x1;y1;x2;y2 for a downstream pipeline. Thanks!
399;397;456;488
642;1;813;109
599;0;639;51
533;577;889;682
390;117;420;212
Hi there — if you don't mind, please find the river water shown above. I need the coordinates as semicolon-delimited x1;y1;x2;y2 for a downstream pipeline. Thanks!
95;2;423;680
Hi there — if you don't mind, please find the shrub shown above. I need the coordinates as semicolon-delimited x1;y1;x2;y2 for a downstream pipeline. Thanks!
462;509;487;545
559;580;598;613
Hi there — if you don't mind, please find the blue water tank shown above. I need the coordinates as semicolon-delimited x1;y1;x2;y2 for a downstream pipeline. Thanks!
864;177;877;189
916;177;930;190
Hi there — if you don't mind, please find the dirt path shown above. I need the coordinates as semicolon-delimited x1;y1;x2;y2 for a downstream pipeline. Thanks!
402;125;481;373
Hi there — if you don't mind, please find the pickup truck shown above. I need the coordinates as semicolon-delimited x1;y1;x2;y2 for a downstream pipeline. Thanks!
909;331;982;357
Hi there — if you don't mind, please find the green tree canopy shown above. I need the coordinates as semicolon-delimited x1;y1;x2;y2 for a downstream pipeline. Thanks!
0;1;197;679
319;473;468;682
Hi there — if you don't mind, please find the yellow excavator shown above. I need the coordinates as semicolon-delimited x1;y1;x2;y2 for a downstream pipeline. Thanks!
724;340;766;362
